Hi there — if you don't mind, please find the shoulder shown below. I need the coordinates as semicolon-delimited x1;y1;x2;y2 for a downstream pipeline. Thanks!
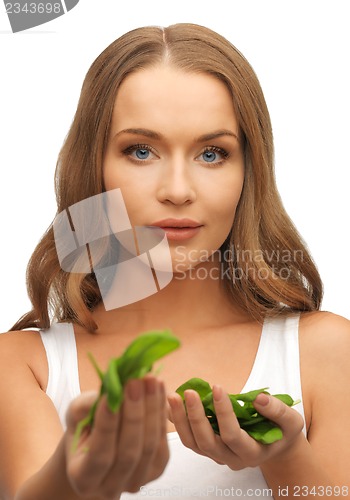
299;310;350;374
0;328;44;351
298;311;350;428
299;309;350;328
0;329;48;391
299;310;350;355
0;328;42;354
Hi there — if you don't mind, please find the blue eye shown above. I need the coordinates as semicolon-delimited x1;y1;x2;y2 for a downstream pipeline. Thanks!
202;151;217;163
198;147;229;164
135;148;150;160
122;144;157;163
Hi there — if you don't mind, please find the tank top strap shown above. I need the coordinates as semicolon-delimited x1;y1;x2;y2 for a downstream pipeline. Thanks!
242;313;306;433
39;322;81;427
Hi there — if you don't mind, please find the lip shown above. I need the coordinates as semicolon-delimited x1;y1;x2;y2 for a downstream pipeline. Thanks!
149;219;203;241
150;218;202;228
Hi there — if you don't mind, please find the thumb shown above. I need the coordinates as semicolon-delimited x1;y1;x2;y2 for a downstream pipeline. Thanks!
253;393;304;437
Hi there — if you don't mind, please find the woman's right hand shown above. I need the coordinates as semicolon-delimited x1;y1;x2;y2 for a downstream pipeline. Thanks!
64;376;169;499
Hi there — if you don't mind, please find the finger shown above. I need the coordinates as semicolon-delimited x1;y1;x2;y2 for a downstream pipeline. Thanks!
149;381;170;481
253;393;304;437
67;395;120;494
112;379;145;478
87;394;121;456
182;390;225;458
168;392;204;454
213;385;262;466
143;377;167;458
96;379;146;498
128;378;169;490
129;377;165;486
184;390;247;467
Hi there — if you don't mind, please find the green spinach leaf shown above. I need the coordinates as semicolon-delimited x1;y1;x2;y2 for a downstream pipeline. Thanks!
72;329;180;452
175;377;299;445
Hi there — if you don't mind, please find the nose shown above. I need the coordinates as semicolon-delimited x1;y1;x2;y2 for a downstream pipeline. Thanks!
156;155;197;205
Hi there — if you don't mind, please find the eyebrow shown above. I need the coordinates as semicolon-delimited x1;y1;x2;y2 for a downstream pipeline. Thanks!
113;128;239;142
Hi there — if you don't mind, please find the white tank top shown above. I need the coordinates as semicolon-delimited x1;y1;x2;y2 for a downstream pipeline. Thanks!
39;314;306;499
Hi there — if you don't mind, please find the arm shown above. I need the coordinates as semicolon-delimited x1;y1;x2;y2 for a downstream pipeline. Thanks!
261;312;350;497
0;331;169;500
168;312;350;498
15;436;92;500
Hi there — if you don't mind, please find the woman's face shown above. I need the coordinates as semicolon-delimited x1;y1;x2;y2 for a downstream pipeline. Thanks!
103;65;244;273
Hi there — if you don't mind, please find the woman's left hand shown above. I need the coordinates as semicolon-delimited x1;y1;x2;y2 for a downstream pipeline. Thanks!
168;385;305;470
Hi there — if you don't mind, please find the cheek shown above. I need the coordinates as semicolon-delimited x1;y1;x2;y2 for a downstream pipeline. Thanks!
210;178;244;228
117;192;142;226
104;165;139;215
103;161;123;191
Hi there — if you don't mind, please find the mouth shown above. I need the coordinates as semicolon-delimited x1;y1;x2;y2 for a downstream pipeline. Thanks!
149;219;203;241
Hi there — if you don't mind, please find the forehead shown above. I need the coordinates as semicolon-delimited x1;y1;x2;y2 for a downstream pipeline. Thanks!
110;65;238;135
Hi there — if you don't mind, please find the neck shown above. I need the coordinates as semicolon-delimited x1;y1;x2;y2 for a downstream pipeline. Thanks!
92;259;247;335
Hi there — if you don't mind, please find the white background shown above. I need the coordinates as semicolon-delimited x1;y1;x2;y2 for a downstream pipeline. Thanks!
0;0;349;332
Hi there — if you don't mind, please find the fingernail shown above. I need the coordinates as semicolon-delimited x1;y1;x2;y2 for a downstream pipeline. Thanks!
184;390;197;408
254;393;270;406
213;385;223;402
145;376;157;395
167;394;178;410
127;379;143;401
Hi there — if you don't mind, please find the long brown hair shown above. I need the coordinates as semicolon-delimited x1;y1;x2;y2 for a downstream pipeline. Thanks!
11;23;323;332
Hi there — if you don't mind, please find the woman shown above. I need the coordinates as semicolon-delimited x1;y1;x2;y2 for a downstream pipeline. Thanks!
0;23;349;499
